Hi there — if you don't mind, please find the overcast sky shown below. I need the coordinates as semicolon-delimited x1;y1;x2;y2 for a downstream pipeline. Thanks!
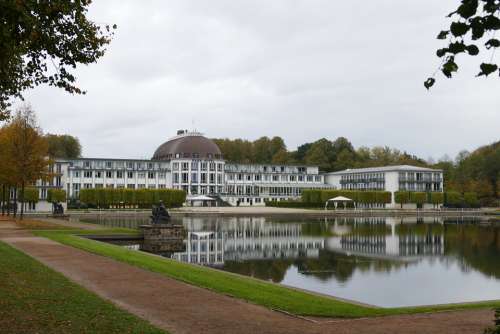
17;0;500;161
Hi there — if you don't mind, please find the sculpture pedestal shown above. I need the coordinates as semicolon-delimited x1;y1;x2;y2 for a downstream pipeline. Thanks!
140;224;186;254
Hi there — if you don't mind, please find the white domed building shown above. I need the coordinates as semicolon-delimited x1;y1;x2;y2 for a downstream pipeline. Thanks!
152;130;225;196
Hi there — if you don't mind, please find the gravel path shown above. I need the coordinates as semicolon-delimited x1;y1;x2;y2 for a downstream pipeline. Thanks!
0;224;495;334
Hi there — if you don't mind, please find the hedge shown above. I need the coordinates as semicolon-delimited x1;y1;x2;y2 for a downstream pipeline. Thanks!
394;191;410;205
301;190;391;205
429;192;444;205
47;189;66;203
21;187;39;203
410;192;427;206
265;200;323;209
79;188;186;208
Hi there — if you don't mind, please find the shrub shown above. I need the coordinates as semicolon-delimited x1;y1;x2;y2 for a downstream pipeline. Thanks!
445;191;463;207
265;200;323;209
47;189;66;203
394;191;410;207
79;188;186;209
410;192;427;206
464;192;480;208
22;187;39;203
375;191;392;204
429;192;444;205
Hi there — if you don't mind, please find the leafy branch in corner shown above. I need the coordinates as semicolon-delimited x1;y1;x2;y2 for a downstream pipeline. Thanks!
425;0;500;89
0;1;117;120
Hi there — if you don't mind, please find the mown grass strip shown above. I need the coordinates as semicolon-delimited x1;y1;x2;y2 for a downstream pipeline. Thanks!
0;240;165;334
35;229;500;318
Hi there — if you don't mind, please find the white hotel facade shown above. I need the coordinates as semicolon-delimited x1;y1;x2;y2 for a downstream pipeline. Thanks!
30;130;443;211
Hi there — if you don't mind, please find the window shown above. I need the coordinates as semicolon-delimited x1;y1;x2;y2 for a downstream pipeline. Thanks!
173;173;179;183
73;171;80;178
247;175;251;181
237;174;243;181
95;184;103;188
84;183;92;189
127;184;135;189
254;174;261;181
84;161;91;168
127;171;134;178
159;173;166;179
127;162;134;169
182;173;188;183
138;172;146;178
106;161;113;168
209;162;215;171
217;163;223;171
84;171;92;178
191;173;198;183
201;162;207;171
201;173;207;183
191;161;199;170
148;163;153;169
137;163;144;170
217;174;222;184
172;162;179;170
106;171;113;178
148;172;155;179
138;184;146;189
272;175;279;181
116;171;123;178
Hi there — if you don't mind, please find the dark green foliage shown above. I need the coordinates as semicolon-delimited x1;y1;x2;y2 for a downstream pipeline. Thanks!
79;188;186;209
215;136;427;173
464;192;480;207
445;191;464;207
0;1;116;118
428;0;500;87
45;134;82;159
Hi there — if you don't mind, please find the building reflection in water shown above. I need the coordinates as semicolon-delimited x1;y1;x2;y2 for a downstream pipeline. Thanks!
327;217;444;261
171;217;325;266
168;216;451;267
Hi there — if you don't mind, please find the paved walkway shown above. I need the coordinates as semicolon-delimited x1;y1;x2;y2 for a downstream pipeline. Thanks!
0;223;495;334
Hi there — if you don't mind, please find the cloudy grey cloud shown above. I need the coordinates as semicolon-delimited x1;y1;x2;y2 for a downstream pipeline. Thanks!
18;0;500;160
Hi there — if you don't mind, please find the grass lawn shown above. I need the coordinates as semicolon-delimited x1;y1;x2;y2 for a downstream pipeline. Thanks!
0;240;166;334
35;229;500;318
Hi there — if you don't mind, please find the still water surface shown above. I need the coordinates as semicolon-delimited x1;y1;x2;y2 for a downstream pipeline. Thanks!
80;215;500;307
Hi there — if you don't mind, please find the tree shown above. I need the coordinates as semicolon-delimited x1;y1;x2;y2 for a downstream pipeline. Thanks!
1;105;50;219
45;134;82;159
425;0;500;89
0;1;116;118
305;139;336;172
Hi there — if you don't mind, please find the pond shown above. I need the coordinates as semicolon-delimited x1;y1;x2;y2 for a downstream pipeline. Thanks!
79;214;500;307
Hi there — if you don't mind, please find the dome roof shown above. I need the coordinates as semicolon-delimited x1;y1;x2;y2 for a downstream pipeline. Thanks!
152;131;222;160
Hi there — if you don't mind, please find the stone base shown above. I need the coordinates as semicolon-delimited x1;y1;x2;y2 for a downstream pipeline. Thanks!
140;224;186;254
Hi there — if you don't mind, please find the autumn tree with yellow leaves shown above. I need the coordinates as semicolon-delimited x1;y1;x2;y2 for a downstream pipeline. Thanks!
0;105;50;219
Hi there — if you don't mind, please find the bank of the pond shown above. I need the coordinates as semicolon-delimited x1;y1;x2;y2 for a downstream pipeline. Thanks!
34;229;500;318
0;240;165;334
